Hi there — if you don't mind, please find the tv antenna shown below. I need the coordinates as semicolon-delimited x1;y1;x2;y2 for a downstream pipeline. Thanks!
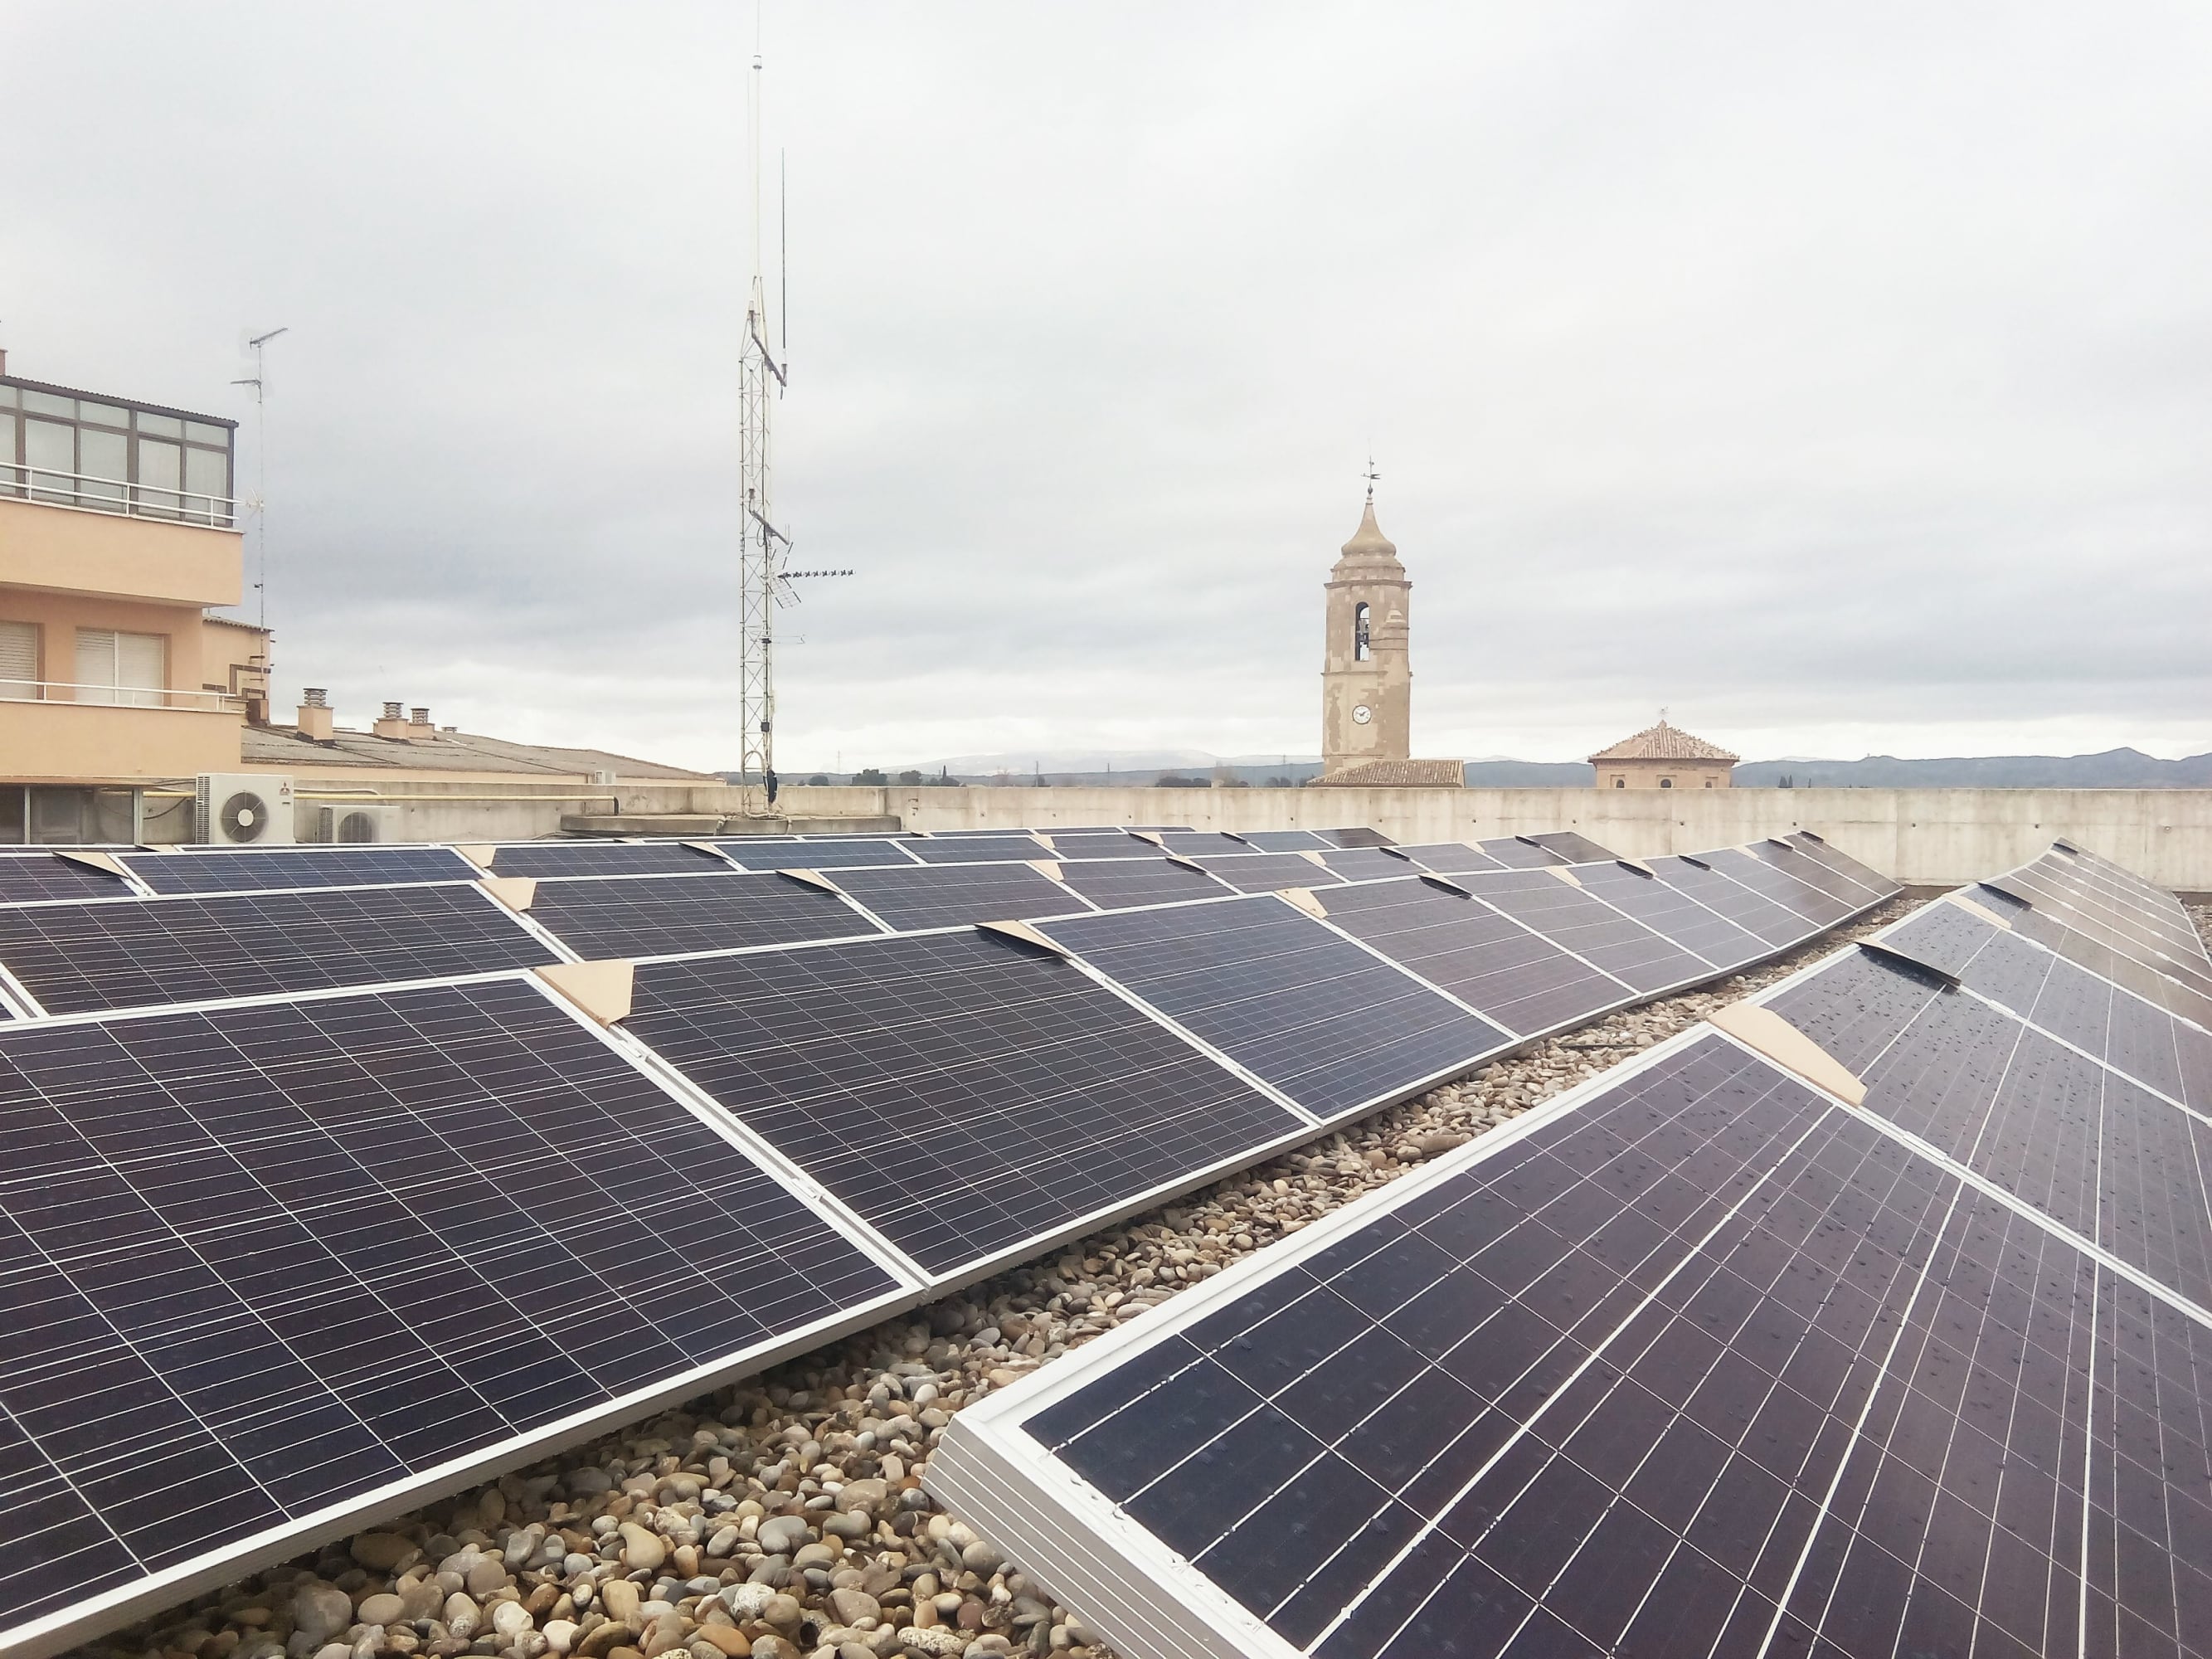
231;325;288;705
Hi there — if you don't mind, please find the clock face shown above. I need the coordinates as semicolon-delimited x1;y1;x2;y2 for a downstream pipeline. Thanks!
1352;704;1373;725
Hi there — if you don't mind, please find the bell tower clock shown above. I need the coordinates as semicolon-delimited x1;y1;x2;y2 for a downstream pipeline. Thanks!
1320;472;1412;775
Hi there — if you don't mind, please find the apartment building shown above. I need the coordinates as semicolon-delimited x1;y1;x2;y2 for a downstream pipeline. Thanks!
0;353;270;841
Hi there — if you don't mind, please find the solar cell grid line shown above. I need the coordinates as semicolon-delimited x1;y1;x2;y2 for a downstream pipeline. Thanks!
1189;854;1351;896
0;975;908;1658
713;837;925;872
819;861;1093;933
1315;828;1399;850
119;845;481;894
1393;843;1510;876
1457;867;1714;995
1052;856;1234;912
518;869;887;962
905;836;1052;864
0;884;565;1019
1033;895;1514;1126
1643;854;1815;948
2006;899;2212;1018
617;930;1309;1280
484;841;739;878
1471;837;1570;869
926;1032;2008;1659
2003;863;2205;961
1155;832;1252;856
0;854;137;904
1566;859;1771;975
1310;878;1633;1039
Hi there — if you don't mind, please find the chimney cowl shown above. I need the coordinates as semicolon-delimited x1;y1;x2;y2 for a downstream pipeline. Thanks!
382;701;403;720
409;707;430;725
302;687;328;708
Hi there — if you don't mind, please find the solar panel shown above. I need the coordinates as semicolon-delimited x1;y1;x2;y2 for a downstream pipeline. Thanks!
0;978;904;1652
1236;830;1333;853
121;845;479;893
0;854;134;903
824;862;1088;932
1459;868;1713;993
906;835;1049;863
931;1020;2212;1659
1473;836;1571;869
1397;842;1510;876
1036;897;1512;1124
717;837;923;871
1315;847;1420;881
1781;830;1899;901
2001;890;2212;1021
1523;830;1615;863
1053;856;1231;911
1698;845;1856;927
1158;832;1252;856
522;870;883;961
1748;838;1886;914
1567;859;1768;973
1040;831;1159;860
486;841;736;878
1316;828;1399;849
1310;878;1630;1038
0;885;561;1018
620;931;1307;1277
1192;853;1351;895
1644;854;1816;948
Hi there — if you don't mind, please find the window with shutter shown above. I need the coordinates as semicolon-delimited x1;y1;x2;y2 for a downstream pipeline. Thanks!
0;621;36;698
75;628;167;708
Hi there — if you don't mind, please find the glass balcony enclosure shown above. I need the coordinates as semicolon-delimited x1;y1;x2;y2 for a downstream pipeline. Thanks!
0;375;236;527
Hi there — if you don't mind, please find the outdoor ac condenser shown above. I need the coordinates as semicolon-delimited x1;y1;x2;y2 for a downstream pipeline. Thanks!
195;773;295;845
316;803;406;844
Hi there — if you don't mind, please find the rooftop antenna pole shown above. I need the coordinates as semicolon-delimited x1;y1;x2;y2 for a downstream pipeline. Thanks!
737;21;790;815
231;325;289;708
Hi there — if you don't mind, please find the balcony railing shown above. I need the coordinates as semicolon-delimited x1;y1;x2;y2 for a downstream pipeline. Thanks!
0;679;244;713
0;460;236;528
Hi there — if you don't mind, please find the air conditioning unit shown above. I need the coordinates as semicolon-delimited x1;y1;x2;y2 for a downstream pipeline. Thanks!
317;803;406;844
196;773;294;845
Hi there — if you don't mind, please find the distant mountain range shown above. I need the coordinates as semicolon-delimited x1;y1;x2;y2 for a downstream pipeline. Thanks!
784;746;2212;789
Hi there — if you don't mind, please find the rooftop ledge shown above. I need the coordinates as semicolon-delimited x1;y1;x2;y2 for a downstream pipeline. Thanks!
0;493;242;607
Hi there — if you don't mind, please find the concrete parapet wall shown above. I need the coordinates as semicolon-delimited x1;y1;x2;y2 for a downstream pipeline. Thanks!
779;784;2212;891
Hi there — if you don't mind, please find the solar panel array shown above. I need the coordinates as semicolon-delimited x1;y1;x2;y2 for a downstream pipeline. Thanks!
927;843;2212;1659
0;820;1898;1656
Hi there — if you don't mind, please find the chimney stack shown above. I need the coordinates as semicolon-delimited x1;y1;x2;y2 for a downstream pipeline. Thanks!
372;700;413;740
296;688;333;742
408;707;435;739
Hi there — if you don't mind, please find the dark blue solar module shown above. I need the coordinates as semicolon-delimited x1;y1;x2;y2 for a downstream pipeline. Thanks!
1472;837;1571;869
1038;897;1512;1123
824;862;1085;932
121;845;481;893
0;885;559;1016
523;870;883;961
0;979;900;1641
0;854;134;903
1191;853;1350;895
1523;830;1615;863
1460;868;1712;994
1049;857;1230;912
1568;860;1768;973
1749;838;1886;914
1156;832;1252;856
1398;843;1510;876
1315;878;1629;1037
1645;854;1816;948
1236;830;1333;853
905;836;1049;864
934;1026;2212;1659
1700;845;1857;927
620;931;1305;1277
1039;832;1158;860
715;838;923;871
1317;847;1420;881
487;842;736;878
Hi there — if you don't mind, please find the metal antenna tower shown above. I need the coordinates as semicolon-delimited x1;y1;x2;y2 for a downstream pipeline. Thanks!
737;45;788;811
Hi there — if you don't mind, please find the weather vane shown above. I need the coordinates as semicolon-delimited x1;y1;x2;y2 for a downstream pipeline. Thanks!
1362;455;1381;501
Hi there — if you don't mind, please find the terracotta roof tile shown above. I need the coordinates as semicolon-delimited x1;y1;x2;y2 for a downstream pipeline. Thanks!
1308;757;1465;787
1587;722;1738;764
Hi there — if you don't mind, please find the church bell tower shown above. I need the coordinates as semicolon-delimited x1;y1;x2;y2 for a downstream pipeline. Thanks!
1320;482;1412;774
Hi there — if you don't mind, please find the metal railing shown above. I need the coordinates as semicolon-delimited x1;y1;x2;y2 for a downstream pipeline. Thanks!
0;679;243;713
0;460;236;528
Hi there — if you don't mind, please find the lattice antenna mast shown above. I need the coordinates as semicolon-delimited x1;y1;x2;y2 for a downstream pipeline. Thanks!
737;41;789;810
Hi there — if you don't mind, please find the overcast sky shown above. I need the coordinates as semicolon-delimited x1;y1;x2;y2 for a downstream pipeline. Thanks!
4;2;2207;771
